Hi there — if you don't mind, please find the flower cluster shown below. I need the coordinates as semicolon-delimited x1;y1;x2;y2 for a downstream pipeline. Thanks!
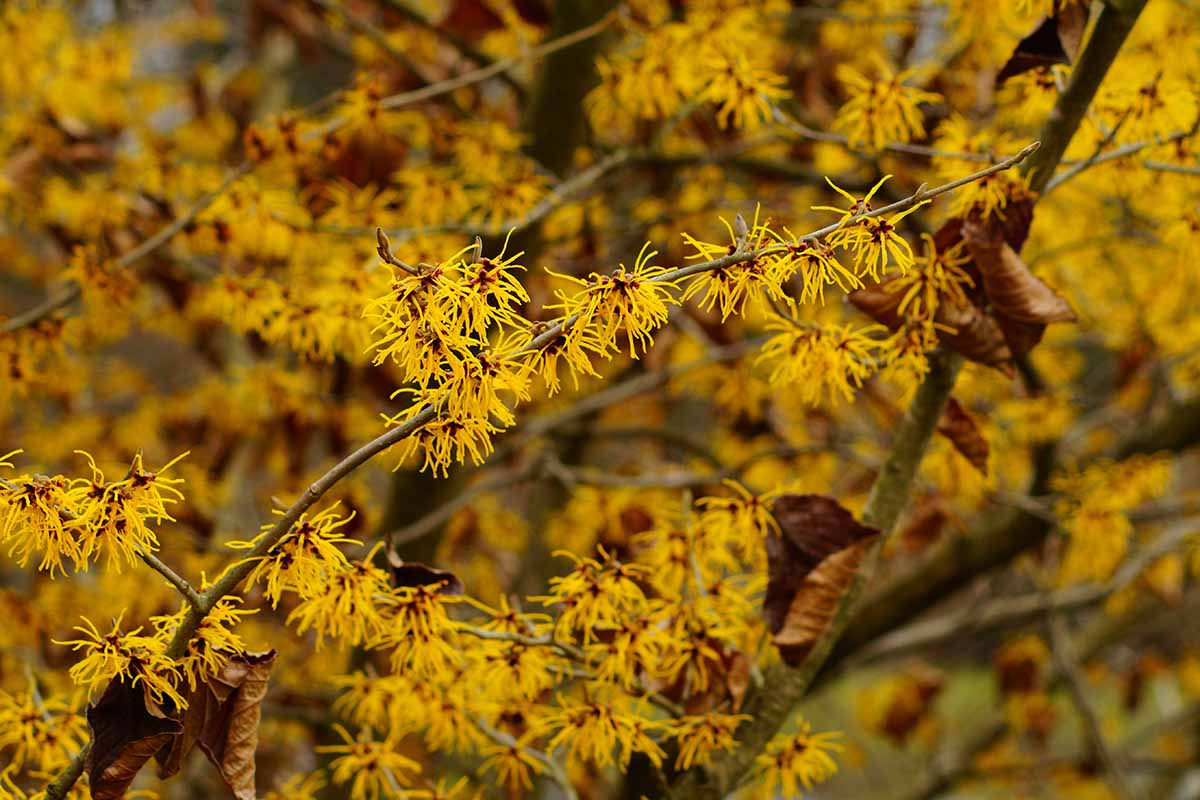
833;58;942;152
0;450;187;576
588;5;790;135
1052;455;1174;584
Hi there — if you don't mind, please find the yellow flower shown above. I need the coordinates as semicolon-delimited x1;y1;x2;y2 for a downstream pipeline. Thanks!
546;243;681;359
758;321;886;406
478;639;563;703
68;450;188;571
681;210;789;320
520;321;603;396
366;262;471;380
261;771;327;800
1096;74;1198;144
890;234;975;322
417;333;532;429
0;687;87;772
226;504;359;606
932;115;1031;218
818;176;929;280
1052;455;1174;584
480;738;546;792
391;411;501;478
152;597;255;690
833;59;941;151
286;548;391;647
754;721;844;796
55;614;187;709
456;234;530;337
376;582;462;678
537;694;664;769
534;548;649;644
671;713;751;770
586;603;676;689
0;473;80;577
698;48;789;130
765;232;862;304
316;725;422;800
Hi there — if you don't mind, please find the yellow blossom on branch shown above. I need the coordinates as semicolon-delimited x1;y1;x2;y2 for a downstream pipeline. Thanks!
671;712;752;770
753;721;844;796
54;614;186;709
226;504;360;606
758;321;887;406
546;243;681;359
316;724;422;800
817;176;929;279
833;58;941;151
698;48;790;131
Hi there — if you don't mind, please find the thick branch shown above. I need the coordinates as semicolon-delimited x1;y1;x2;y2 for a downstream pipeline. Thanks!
667;351;963;799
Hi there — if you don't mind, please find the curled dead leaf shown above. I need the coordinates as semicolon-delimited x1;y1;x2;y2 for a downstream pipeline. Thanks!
386;551;465;595
996;3;1086;86
764;495;880;666
1056;2;1088;63
86;681;182;800
963;219;1076;326
156;650;277;800
935;298;1014;369
199;650;277;800
848;280;904;329
937;398;990;475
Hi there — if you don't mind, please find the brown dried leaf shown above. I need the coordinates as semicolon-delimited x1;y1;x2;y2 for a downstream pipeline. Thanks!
677;643;752;715
441;0;548;34
848;280;904;329
764;495;879;666
880;665;945;745
386;552;465;595
198;650;277;800
992;194;1036;252
154;681;212;779
724;651;751;712
86;681;182;800
1057;1;1088;62
898;501;949;553
996;14;1069;85
937;398;990;475
964;220;1076;326
995;645;1044;695
934;297;1014;369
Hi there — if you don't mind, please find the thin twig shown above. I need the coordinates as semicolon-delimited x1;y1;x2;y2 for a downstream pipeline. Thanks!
312;0;437;84
5;16;619;334
853;518;1200;666
390;460;540;547
1048;615;1136;800
1142;159;1200;175
525;142;1040;355
772;104;997;164
352;150;630;243
139;552;205;610
310;10;619;139
1044;123;1198;193
2;162;252;334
